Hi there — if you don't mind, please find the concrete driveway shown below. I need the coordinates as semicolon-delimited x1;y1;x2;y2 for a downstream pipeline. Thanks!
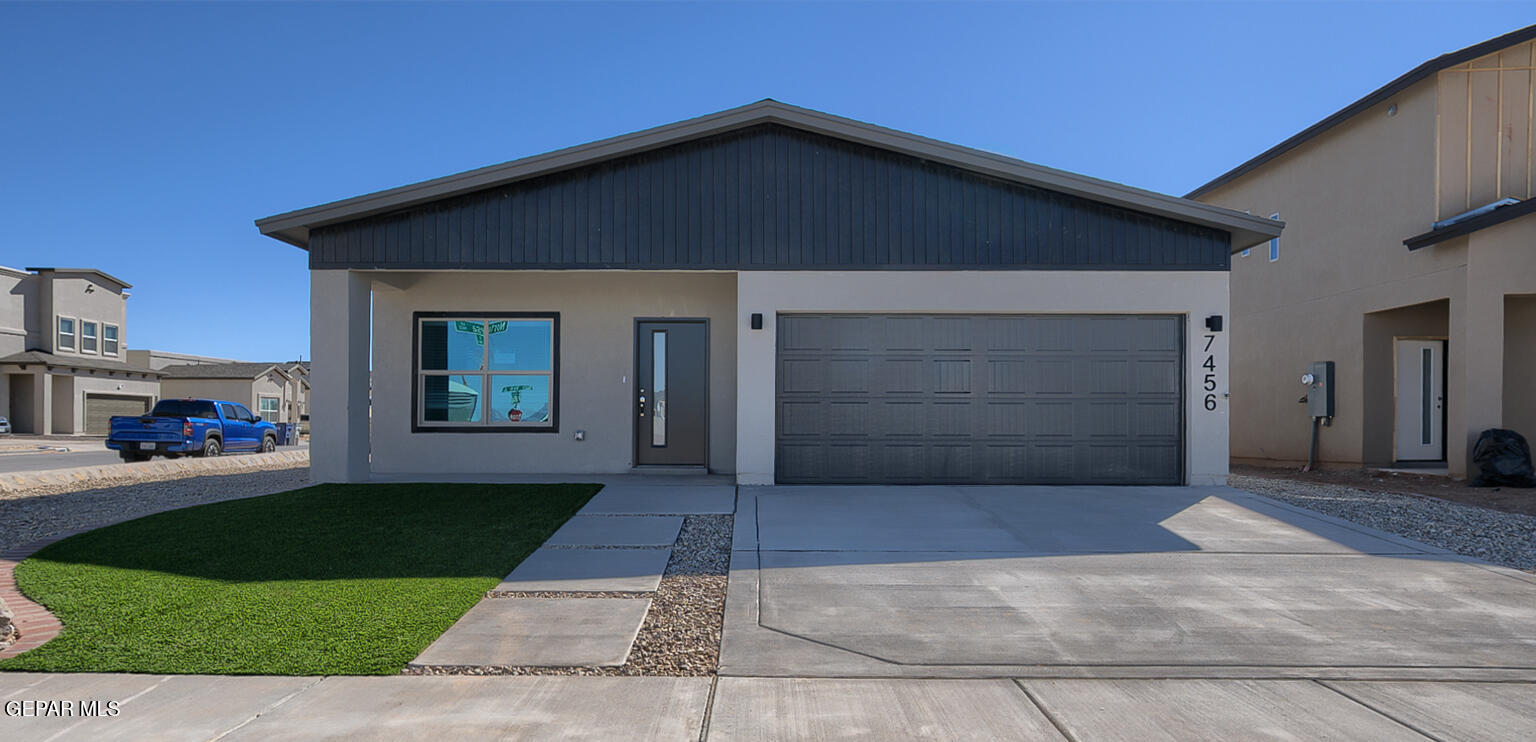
722;485;1536;679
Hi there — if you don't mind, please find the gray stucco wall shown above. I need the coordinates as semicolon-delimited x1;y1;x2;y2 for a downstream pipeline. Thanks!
369;271;737;474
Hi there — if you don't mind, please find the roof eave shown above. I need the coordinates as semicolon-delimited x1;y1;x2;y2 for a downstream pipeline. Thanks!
257;100;1275;251
1188;23;1536;200
1403;198;1536;250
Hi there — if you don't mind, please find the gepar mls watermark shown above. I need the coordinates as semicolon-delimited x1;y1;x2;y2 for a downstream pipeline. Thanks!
5;699;121;718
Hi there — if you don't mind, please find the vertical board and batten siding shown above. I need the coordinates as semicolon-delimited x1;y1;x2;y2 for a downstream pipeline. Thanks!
310;125;1230;270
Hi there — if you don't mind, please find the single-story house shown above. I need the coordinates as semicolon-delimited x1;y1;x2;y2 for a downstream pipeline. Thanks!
159;362;305;425
1190;24;1536;476
256;101;1281;485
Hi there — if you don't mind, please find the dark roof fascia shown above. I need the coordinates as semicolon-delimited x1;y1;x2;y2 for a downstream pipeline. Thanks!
1403;198;1536;250
1187;24;1536;200
23;267;133;290
256;100;1283;252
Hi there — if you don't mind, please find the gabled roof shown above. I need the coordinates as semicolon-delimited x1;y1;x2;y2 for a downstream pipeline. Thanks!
159;362;292;381
257;100;1282;251
0;350;162;376
24;267;133;290
1188;24;1536;199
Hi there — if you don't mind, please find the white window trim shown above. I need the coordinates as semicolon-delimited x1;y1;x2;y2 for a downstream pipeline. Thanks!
56;316;77;352
414;315;558;431
80;320;99;354
102;324;120;356
258;395;281;421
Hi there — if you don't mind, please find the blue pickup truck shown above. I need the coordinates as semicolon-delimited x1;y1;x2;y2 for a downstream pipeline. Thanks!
107;399;279;462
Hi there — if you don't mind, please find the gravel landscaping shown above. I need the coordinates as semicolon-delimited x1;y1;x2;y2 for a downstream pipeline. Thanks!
408;513;732;677
0;466;311;553
1231;474;1536;572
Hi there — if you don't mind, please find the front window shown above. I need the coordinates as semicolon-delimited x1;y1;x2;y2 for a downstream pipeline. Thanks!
103;324;119;355
259;397;280;421
81;321;98;353
57;317;76;351
416;314;557;430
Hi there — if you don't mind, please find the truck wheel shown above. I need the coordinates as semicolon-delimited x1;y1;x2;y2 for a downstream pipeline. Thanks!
260;435;277;454
119;451;146;463
201;438;221;458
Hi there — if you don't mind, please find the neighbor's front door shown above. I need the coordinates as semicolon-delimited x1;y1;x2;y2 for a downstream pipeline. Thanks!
1395;339;1445;462
635;320;708;466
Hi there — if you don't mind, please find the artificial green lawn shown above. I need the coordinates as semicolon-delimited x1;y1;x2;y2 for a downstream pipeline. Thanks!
0;482;598;675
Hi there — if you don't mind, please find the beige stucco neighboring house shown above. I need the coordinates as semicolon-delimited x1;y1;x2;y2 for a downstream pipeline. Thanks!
257;101;1281;485
1190;25;1536;477
0;266;161;434
159;362;302;425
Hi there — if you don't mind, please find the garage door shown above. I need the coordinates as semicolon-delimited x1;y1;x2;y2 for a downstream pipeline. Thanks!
776;314;1183;484
85;395;151;435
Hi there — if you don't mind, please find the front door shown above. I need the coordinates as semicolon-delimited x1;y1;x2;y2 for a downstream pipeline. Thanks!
1395;339;1445;461
635;320;708;466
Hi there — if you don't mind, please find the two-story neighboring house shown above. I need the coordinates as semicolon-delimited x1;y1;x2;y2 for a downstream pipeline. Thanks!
1192;25;1536;477
0;266;162;434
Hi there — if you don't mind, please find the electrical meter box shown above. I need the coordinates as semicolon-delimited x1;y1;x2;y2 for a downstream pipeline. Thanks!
1303;361;1335;418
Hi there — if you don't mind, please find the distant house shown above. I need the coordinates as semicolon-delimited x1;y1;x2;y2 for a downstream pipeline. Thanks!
0;266;162;434
159;362;306;425
1191;25;1536;476
125;349;241;370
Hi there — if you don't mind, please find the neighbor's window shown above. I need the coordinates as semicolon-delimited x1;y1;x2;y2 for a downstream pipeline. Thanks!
103;324;120;355
81;321;98;353
416;315;557;430
57;317;75;351
1268;212;1281;262
258;397;280;421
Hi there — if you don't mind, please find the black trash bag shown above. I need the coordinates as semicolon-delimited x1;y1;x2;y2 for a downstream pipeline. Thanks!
1470;428;1536;488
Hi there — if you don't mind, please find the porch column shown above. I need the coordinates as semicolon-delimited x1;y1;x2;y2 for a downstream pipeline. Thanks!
310;270;371;482
1458;295;1505;478
33;370;52;436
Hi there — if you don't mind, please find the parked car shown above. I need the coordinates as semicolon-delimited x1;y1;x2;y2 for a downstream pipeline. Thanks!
0;416;10;434
106;398;278;462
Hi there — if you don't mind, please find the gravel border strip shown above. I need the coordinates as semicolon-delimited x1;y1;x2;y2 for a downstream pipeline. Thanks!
406;514;732;677
1230;474;1536;572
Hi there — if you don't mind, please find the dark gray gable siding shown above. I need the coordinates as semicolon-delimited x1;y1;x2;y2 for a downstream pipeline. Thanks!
310;125;1230;271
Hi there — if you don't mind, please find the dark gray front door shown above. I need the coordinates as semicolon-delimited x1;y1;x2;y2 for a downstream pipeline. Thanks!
776;314;1183;484
636;320;708;466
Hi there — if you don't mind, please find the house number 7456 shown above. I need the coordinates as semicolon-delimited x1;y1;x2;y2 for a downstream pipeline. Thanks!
1202;334;1218;411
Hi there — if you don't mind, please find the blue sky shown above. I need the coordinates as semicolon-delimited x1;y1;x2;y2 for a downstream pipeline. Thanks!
2;1;1530;362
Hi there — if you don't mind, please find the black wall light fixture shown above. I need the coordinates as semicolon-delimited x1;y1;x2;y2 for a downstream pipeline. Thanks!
750;313;763;330
1205;315;1223;332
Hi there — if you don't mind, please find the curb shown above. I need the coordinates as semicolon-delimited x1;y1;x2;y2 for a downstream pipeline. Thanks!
0;450;309;494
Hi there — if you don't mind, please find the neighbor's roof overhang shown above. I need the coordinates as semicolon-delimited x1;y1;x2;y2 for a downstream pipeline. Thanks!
1188;24;1536;199
1404;198;1536;250
257;100;1283;254
23;267;133;290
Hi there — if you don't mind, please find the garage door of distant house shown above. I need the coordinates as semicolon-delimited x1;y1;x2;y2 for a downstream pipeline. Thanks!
775;314;1184;484
85;395;151;435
